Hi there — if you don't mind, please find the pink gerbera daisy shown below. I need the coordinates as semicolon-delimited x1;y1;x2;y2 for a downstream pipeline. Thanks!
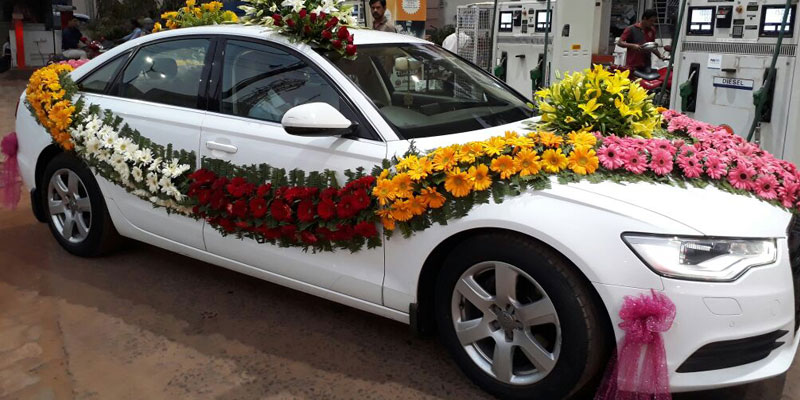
677;154;703;178
727;163;755;190
754;175;779;200
779;181;799;208
649;149;674;176
647;139;677;156
598;144;625;170
623;150;648;174
703;155;728;180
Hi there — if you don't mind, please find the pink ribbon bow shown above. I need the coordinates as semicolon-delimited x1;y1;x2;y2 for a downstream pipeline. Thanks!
595;289;676;400
1;132;21;210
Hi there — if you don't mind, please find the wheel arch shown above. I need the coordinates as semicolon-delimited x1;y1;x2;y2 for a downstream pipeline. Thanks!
413;227;614;341
31;144;64;222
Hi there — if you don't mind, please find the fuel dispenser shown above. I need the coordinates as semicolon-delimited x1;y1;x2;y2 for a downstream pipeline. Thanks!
491;0;594;99
669;0;800;164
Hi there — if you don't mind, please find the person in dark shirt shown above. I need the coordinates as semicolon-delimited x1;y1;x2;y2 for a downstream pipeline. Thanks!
61;19;87;59
618;9;666;71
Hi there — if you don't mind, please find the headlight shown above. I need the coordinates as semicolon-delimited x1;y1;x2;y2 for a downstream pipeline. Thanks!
622;234;777;281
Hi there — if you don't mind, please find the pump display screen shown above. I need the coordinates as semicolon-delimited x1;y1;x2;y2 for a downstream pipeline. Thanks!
687;7;715;35
535;10;552;33
760;5;796;37
499;11;513;32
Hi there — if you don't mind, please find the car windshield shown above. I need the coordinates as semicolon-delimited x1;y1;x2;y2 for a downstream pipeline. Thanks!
326;44;535;139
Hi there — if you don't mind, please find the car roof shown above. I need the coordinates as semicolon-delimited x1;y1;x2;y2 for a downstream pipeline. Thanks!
137;24;429;46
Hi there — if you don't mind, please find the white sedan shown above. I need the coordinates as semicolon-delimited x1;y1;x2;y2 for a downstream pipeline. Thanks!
15;25;799;398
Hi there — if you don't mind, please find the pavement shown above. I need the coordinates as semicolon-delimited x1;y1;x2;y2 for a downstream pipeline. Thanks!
0;69;798;400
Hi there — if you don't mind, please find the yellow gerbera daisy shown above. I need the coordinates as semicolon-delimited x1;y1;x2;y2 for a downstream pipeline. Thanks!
444;168;472;197
457;142;484;164
391;173;414;199
395;154;418;172
376;208;395;230
567;146;600;175
567;131;598;148
408;156;433;181
372;179;396;206
432;146;458;171
541;149;568;173
514;149;541;177
490;155;517;179
469;164;492;191
482;136;506;156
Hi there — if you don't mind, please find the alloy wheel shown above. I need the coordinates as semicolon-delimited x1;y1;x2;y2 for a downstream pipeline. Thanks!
47;169;92;243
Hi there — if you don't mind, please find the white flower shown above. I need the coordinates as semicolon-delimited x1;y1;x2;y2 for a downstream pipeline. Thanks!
137;148;154;166
96;149;111;163
85;137;101;155
102;132;118;149
158;175;175;195
132;166;144;182
110;152;125;166
281;0;305;12
146;172;160;193
162;159;191;178
115;162;130;182
132;189;149;197
269;3;278;12
320;0;338;13
114;137;137;158
148;157;163;172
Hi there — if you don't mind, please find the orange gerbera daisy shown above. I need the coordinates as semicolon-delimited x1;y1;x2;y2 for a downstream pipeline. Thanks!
567;146;600;175
541;149;568;173
538;131;564;148
391;173;414;199
469;164;492;191
372;179;396;205
514;149;542;177
419;187;446;208
432;146;458;171
444;168;472;197
490;155;517;179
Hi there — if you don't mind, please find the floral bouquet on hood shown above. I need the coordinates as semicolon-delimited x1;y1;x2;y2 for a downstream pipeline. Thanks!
240;0;358;57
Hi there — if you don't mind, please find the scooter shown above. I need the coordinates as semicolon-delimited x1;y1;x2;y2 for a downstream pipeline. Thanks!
609;42;673;106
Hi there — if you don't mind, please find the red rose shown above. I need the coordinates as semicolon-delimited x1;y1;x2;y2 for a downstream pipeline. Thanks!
337;26;349;39
317;198;335;220
209;190;228;210
354;221;378;238
286;18;295;28
250;197;268;218
297;199;316;222
299;8;307;18
272;13;283;26
188;168;216;185
319;11;327;20
191;205;205;218
281;224;298;240
322;29;333;40
300;231;318;244
284;187;307;202
309;12;317;22
256;183;272;197
259;225;282;239
211;177;229;190
226;177;254;198
325;16;339;29
270;199;293;222
321;187;338;201
196;189;211;205
348;34;354;43
228;199;248;218
345;44;357;56
304;25;311;35
215;218;235;232
336;195;356;218
235;220;251;230
351;188;370;211
330;224;354;241
331;39;342;49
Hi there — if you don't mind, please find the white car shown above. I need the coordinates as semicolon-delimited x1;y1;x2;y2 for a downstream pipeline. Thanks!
15;25;800;399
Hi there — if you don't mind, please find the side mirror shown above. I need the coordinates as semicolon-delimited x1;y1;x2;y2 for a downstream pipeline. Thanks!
281;102;356;137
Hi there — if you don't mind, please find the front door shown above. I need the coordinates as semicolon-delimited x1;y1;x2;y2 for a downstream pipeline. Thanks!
200;38;387;304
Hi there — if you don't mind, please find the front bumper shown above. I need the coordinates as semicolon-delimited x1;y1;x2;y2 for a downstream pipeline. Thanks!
594;237;798;392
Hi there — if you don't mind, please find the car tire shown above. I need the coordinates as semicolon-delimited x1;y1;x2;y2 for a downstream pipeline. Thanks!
41;152;121;257
435;232;611;400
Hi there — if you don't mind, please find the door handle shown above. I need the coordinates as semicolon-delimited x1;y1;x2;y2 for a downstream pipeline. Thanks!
205;141;238;154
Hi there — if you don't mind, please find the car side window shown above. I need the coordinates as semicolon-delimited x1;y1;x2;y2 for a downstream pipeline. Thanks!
220;40;349;124
117;39;210;108
78;53;129;94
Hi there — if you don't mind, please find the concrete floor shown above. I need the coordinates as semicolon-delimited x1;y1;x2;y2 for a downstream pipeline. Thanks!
1;70;798;400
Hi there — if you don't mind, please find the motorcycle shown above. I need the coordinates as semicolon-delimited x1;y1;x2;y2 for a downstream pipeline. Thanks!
609;42;673;106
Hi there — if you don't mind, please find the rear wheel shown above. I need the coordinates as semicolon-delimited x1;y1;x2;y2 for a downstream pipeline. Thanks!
42;153;120;257
435;233;611;400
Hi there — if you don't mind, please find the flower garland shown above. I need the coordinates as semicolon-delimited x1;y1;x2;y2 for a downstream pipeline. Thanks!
154;0;239;32
25;63;78;150
535;66;663;138
22;64;800;253
240;0;358;57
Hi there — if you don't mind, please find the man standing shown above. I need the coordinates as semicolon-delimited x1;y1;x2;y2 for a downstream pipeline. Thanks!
370;0;398;32
618;9;666;71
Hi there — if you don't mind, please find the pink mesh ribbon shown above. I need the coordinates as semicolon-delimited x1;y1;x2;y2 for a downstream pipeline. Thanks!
0;132;22;210
595;290;676;400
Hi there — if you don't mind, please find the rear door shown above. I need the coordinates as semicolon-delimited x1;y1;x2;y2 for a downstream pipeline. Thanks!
199;38;387;304
78;37;213;249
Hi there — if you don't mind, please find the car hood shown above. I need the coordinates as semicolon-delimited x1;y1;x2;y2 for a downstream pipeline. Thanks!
396;119;792;239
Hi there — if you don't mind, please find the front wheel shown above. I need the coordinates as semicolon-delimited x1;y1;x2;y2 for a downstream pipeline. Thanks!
435;233;611;400
41;152;120;257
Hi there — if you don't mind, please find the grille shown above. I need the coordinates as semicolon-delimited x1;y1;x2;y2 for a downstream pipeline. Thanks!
677;330;789;373
681;41;797;57
788;216;800;331
456;5;495;71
